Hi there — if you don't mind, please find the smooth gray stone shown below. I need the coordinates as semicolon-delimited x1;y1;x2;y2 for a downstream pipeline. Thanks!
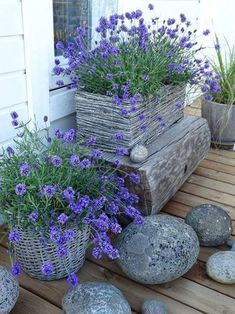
207;251;235;284
227;239;235;247
185;204;232;246
116;215;199;284
142;300;168;314
0;266;19;314
62;281;131;314
130;145;148;163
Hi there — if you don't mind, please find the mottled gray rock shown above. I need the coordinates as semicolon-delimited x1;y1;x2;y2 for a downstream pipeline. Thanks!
0;266;19;314
207;251;235;284
142;300;168;314
185;204;232;246
62;281;131;314
117;215;199;284
227;239;235;247
130;144;148;163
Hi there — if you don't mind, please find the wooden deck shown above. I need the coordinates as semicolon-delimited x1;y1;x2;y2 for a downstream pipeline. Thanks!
1;109;235;313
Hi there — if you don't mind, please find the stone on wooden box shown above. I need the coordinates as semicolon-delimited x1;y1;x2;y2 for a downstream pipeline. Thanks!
104;115;211;215
75;85;185;153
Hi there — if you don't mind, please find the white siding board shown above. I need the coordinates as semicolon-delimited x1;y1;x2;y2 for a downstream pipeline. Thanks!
0;36;25;74
0;72;27;109
50;88;75;122
0;103;28;143
0;1;23;36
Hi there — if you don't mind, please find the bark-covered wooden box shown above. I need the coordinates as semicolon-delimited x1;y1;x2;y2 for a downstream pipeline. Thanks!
103;115;211;215
75;85;185;153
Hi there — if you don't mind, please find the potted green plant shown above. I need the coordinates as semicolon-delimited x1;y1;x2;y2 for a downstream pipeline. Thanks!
54;4;220;154
201;35;235;144
0;112;143;285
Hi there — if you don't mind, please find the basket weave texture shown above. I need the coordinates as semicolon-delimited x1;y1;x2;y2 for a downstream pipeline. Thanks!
75;84;185;153
14;226;90;281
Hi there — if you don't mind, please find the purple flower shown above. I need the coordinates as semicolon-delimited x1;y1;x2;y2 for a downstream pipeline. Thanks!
62;187;76;201
86;135;96;146
143;74;150;81
56;80;64;86
43;115;48;122
58;213;69;224
9;229;20;243
203;29;210;36
70;154;80;167
180;13;186;23
92;149;102;159
167;18;175;26
11;120;19;127
92;247;102;259
115;147;128;156
215;43;220;50
41;263;54;276
95;213;110;232
10;111;18;119
42;185;56;198
63;129;75;143
56;41;64;50
114;132;124;141
28;211;39;222
11;262;21;276
67;272;79;287
113;159;121;168
148;3;154;10
15;183;26;196
129;172;140;184
20;163;31;177
55;128;63;139
205;94;213;101
64;229;75;241
106;73;113;80
79;158;91;168
53;65;64;76
175;102;183;109
201;86;208;93
57;244;68;257
6;146;15;156
51;155;62;167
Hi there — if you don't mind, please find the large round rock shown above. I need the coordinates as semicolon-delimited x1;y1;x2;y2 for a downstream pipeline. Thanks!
116;215;199;284
142;300;168;314
185;204;232;246
207;251;235;284
62;281;131;314
0;266;19;314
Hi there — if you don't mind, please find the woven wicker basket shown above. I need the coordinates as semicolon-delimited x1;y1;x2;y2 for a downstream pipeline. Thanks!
13;226;90;281
75;84;185;153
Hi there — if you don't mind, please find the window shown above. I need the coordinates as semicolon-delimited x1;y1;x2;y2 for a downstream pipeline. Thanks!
53;0;91;56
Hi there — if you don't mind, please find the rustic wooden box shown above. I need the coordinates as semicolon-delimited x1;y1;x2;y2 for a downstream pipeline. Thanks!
103;115;211;215
75;85;185;153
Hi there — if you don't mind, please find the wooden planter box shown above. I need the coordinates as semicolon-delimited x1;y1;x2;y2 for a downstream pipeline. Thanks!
75;85;185;153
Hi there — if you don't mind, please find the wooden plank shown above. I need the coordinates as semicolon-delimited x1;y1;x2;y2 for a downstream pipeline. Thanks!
0;72;27;109
184;261;235;299
12;287;62;314
0;103;28;143
0;36;25;74
200;159;235;175
194;166;235;185
207;152;235;167
0;1;23;37
0;245;200;314
210;149;235;159
87;256;235;314
180;182;235;207
187;174;235;196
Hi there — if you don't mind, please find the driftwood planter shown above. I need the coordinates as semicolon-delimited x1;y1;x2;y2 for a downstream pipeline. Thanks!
75;85;185;153
202;99;235;145
103;115;211;216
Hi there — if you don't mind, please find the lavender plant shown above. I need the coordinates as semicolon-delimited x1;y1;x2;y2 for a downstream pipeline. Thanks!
0;112;143;286
54;4;221;118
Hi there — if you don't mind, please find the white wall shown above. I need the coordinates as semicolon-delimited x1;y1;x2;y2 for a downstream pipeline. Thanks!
0;0;28;147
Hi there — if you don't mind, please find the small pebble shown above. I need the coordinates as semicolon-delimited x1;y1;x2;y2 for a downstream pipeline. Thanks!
142;300;168;314
207;251;235;284
130;144;148;163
